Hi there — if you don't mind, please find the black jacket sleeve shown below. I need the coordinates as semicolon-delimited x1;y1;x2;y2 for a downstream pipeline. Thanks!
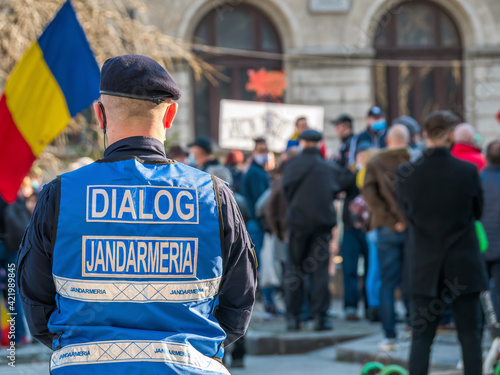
213;179;257;347
473;170;483;220
17;179;59;349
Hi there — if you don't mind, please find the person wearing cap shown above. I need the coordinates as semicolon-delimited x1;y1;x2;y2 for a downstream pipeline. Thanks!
331;114;354;169
188;135;220;171
331;113;372;322
348;106;388;166
18;54;256;375
282;129;340;331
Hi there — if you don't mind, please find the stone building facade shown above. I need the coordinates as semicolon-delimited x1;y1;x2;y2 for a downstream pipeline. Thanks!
143;0;500;151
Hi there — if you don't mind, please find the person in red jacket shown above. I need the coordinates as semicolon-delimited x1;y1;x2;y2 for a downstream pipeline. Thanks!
451;123;486;170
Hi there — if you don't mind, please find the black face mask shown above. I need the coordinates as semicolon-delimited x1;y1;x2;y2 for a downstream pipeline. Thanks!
98;101;107;149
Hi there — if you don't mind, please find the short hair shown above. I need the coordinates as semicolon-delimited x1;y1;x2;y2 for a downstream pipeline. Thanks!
254;137;267;148
423;110;461;141
295;117;307;126
486;140;500;165
387;124;410;145
454;123;475;144
101;94;167;121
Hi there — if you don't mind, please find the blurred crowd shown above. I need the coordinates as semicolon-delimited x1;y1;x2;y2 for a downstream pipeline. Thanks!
1;106;499;373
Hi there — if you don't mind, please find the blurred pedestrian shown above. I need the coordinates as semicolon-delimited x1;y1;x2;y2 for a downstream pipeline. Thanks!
362;125;411;351
188;135;220;171
392;116;423;161
28;166;43;191
480;139;500;317
397;111;487;375
451;123;486;170
282;130;340;331
348;106;387;165
242;137;270;260
209;161;250;369
3;186;33;344
266;148;299;243
340;141;372;322
286;117;309;150
225;150;245;194
331;114;354;168
167;144;189;164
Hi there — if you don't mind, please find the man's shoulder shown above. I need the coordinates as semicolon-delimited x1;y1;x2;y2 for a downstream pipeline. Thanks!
243;163;261;179
319;158;341;172
355;129;371;141
396;159;422;181
40;177;60;195
447;153;479;173
371;148;409;164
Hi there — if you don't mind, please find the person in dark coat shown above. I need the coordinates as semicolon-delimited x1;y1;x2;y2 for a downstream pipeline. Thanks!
3;188;33;343
481;139;500;317
331;114;354;169
241;137;270;260
282;129;340;331
339;107;388;321
331;114;370;321
396;110;488;375
348;106;388;166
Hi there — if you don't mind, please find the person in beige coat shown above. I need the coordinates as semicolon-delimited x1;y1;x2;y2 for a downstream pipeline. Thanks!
362;125;410;350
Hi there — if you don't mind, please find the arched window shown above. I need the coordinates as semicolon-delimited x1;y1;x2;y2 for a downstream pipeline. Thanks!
193;5;283;140
374;1;463;125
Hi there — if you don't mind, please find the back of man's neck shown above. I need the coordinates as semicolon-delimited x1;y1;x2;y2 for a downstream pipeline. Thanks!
427;142;450;149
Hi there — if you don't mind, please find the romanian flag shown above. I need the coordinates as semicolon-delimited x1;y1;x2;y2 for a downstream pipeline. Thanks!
0;0;100;203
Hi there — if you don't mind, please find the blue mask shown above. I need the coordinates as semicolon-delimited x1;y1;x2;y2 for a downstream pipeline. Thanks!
187;153;197;167
371;119;386;132
253;154;269;166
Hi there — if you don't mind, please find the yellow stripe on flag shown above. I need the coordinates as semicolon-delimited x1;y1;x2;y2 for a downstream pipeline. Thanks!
4;42;71;156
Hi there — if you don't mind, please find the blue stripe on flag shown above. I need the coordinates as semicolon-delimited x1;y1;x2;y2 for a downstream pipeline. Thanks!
38;0;100;117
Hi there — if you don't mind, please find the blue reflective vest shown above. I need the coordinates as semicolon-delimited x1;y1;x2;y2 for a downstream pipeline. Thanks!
48;157;228;374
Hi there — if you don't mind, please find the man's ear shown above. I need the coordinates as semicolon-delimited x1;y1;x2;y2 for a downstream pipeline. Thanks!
422;130;428;139
94;102;104;130
163;102;178;129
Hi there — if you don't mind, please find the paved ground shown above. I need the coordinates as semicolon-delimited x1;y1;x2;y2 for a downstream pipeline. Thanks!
2;348;362;375
336;327;465;370
0;348;462;375
0;297;470;374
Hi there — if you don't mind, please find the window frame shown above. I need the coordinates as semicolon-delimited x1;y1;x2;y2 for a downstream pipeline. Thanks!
192;4;283;140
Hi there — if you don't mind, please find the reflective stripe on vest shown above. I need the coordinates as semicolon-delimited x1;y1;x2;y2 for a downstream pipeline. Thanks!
50;340;230;374
53;274;221;303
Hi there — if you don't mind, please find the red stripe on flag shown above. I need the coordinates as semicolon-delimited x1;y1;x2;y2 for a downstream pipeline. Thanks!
0;94;36;203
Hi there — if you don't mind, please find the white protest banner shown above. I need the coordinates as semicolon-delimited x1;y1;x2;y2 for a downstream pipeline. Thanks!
219;100;325;152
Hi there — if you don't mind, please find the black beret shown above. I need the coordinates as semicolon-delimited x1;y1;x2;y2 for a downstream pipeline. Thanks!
298;129;323;142
100;54;181;103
